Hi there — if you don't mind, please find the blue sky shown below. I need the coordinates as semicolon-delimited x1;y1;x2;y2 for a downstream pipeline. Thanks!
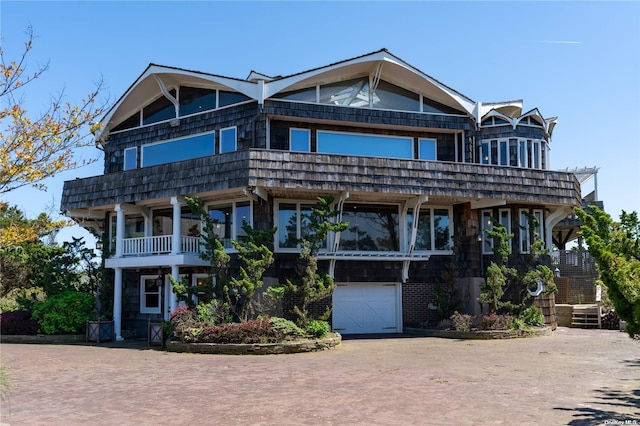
1;1;639;248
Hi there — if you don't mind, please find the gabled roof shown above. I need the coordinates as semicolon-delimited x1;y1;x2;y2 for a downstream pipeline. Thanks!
96;49;482;139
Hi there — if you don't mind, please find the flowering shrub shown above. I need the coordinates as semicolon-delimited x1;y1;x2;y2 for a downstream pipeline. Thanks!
0;310;39;335
480;313;513;330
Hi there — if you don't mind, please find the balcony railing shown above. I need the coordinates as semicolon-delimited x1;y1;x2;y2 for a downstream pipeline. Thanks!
121;235;201;256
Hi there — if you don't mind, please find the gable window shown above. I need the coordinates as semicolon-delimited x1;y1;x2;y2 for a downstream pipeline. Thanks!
140;275;161;314
275;201;316;250
179;87;216;116
408;206;452;252
207;201;251;249
143;90;176;125
418;138;437;161
142;133;215;167
340;204;400;251
219;91;250;108
290;128;310;152
317;130;413;159
124;147;137;171
220;127;237;153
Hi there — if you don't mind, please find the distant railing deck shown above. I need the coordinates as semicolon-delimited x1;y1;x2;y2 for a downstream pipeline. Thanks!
122;235;201;256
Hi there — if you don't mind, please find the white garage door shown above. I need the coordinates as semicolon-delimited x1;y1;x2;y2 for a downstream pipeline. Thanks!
332;283;400;334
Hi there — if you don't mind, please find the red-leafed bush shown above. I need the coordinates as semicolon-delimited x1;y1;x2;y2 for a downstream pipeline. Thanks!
199;318;278;344
0;310;40;335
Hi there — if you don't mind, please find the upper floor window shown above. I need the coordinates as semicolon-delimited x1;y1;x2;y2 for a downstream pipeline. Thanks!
112;87;250;133
418;138;437;161
124;147;137;171
480;138;546;169
179;87;216;116
220;127;237;153
317;130;413;159
143;90;176;126
141;133;215;167
290;128;311;152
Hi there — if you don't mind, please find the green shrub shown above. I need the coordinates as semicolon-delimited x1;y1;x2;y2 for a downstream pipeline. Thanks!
306;320;330;338
269;317;304;339
509;317;529;331
31;291;95;334
520;305;544;327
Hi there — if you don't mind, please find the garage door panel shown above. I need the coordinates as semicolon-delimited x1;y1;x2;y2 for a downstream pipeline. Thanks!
333;284;399;334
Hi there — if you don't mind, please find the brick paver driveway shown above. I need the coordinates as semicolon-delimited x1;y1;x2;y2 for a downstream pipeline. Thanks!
1;327;638;425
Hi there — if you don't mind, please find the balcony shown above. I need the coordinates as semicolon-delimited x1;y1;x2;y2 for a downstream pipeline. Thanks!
120;235;201;257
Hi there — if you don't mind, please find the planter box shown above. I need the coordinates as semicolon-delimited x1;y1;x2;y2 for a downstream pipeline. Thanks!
148;322;164;346
86;320;114;342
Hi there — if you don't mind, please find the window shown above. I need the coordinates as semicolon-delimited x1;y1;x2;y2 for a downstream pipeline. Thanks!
290;128;310;152
143;90;176;125
418;138;437;161
481;210;493;254
142;133;215;167
218;91;250;108
191;274;213;304
519;209;543;254
124;147;137;171
207;201;251;249
340;204;400;251
179;87;216;116
408;206;452;251
140;275;161;314
317;131;413;159
275;202;315;250
220;127;237;153
499;209;512;250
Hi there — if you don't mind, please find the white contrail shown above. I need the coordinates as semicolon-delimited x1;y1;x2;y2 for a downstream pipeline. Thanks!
537;40;582;44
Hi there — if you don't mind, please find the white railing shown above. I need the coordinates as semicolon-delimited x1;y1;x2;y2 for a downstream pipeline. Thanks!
181;236;201;254
121;235;200;256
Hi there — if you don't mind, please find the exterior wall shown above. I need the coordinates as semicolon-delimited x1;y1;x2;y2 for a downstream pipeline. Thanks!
103;102;263;174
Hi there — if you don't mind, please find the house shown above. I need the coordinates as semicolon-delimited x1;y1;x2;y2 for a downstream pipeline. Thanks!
61;49;581;339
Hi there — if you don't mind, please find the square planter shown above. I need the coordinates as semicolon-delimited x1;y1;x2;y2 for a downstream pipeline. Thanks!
86;320;114;342
148;322;164;346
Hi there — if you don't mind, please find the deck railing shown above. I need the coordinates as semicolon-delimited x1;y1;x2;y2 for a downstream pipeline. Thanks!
121;235;201;256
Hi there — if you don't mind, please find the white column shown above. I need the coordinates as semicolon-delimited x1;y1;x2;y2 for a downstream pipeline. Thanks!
115;204;125;258
171;196;183;255
169;265;179;319
113;267;124;341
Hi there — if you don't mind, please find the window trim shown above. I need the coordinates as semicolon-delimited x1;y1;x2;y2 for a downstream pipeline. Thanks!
123;147;137;171
205;199;253;250
140;275;162;314
220;126;238;153
290;128;311;152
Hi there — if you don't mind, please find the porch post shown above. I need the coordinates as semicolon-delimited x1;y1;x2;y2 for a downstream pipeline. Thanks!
171;196;183;255
168;265;179;319
115;204;125;258
113;267;124;341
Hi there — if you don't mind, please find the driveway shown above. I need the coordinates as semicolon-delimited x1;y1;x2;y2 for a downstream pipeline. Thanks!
1;328;638;425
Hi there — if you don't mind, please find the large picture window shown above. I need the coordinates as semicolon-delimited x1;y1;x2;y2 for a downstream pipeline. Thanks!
141;133;215;167
317;131;413;159
340;204;399;251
